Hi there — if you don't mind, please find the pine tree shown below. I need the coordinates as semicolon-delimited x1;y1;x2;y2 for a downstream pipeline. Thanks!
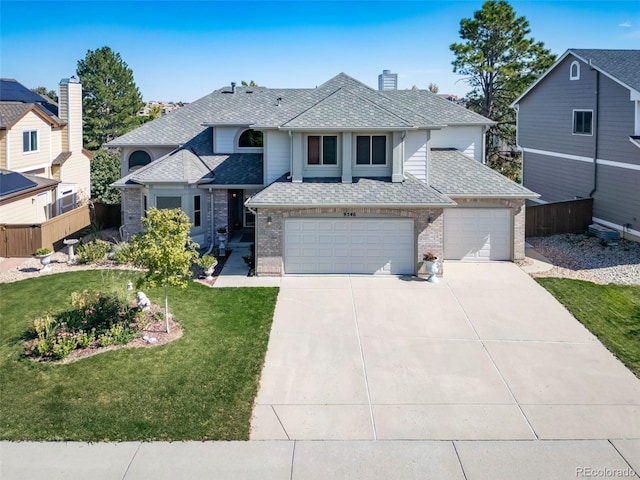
450;0;556;154
77;46;145;150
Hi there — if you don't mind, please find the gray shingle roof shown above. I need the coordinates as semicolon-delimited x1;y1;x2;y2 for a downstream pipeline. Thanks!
106;72;493;147
0;102;63;129
245;174;455;208
113;128;263;187
430;149;538;198
570;49;640;92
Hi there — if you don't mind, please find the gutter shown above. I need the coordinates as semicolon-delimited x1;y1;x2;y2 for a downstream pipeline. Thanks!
244;201;457;209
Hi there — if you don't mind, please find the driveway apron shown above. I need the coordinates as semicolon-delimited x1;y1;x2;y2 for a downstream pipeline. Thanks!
250;263;640;441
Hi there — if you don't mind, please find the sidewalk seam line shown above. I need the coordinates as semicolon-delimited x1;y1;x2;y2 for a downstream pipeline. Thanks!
271;404;291;440
607;439;640;477
446;282;539;440
350;275;377;440
452;441;469;480
121;442;142;480
289;440;297;480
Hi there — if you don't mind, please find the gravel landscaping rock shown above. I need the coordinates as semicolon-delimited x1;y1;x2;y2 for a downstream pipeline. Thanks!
528;233;640;285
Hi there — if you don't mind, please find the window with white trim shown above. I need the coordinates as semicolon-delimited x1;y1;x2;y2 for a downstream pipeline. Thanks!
573;110;593;135
238;129;263;148
307;135;338;165
356;135;386;165
570;61;580;80
193;195;201;227
23;130;38;152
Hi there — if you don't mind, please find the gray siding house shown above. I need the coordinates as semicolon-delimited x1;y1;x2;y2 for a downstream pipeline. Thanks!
108;73;537;276
513;49;640;239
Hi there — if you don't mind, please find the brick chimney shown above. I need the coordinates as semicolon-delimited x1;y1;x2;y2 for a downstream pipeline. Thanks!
58;76;83;153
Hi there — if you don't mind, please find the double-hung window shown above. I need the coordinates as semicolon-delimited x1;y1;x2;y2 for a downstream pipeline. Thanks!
573;110;593;135
307;135;337;165
23;130;38;152
356;135;386;165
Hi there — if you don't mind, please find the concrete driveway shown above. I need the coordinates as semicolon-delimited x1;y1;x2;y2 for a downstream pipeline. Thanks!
251;263;640;441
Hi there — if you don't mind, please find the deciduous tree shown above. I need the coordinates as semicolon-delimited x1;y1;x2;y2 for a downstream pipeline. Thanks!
131;208;200;333
450;0;555;157
77;46;145;150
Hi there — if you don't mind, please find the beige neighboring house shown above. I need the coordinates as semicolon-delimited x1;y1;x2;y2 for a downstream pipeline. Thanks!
0;77;91;224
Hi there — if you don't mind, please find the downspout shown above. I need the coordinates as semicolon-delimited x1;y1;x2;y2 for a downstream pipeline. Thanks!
203;188;215;255
589;65;600;197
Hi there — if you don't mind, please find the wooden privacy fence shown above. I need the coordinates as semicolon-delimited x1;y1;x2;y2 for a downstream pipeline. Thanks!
525;198;593;237
0;205;90;257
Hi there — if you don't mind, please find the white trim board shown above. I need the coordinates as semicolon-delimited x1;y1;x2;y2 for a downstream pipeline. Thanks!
522;147;640;172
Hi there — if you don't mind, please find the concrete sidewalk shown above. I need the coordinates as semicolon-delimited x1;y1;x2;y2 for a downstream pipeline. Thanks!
213;248;281;287
2;439;638;479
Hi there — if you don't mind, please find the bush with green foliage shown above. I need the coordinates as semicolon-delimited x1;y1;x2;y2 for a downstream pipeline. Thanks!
112;241;135;264
76;239;111;264
27;290;143;360
90;149;122;203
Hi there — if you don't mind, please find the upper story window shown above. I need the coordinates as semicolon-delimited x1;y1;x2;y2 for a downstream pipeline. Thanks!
573;110;593;135
23;130;38;152
129;150;152;171
193;195;201;227
570;61;580;80
307;135;337;165
356;135;386;165
238;129;263;148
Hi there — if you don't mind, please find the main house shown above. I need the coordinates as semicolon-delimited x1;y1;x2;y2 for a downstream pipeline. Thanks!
109;73;537;276
0;77;90;223
513;49;640;240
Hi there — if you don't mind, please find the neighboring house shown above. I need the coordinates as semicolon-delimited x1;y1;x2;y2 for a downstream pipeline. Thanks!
0;77;91;223
109;73;536;276
513;49;640;240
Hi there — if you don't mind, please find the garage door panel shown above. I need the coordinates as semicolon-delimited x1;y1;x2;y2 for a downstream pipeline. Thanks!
444;209;511;261
285;218;414;274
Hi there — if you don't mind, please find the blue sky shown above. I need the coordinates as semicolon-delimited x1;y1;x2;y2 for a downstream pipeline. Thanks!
1;0;639;102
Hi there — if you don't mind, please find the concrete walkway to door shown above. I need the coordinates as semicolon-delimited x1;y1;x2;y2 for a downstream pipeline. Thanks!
251;263;640;441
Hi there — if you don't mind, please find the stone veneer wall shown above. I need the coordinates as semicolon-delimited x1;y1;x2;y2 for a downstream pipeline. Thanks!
255;207;444;277
121;188;144;237
451;197;527;260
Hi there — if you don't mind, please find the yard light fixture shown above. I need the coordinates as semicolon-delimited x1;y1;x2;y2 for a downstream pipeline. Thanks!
267;216;273;226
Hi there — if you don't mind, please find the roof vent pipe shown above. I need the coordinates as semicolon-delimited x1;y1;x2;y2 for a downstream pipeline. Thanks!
231;82;236;93
276;97;282;107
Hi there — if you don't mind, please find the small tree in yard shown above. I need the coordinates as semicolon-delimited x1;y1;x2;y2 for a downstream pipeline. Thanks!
131;208;200;333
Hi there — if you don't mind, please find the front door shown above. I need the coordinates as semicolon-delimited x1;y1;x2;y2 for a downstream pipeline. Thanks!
229;190;244;230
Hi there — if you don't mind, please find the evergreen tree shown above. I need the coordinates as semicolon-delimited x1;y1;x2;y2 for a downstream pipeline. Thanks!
77;46;145;150
90;149;121;203
450;0;555;155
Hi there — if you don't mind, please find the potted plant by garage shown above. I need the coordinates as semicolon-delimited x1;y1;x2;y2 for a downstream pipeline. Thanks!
35;247;53;273
423;252;440;283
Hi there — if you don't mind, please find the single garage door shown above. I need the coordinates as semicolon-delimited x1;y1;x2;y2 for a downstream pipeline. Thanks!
285;218;414;274
444;208;511;261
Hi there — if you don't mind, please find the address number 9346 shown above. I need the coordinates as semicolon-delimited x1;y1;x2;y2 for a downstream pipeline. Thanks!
343;212;357;217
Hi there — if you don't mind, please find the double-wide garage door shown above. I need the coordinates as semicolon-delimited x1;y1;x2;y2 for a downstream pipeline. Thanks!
285;218;414;274
444;208;511;261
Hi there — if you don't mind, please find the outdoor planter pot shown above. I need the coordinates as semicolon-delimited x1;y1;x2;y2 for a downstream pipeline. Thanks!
36;252;53;273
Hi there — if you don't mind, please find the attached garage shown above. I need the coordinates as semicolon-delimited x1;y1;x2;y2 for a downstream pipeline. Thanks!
284;218;414;274
444;208;511;261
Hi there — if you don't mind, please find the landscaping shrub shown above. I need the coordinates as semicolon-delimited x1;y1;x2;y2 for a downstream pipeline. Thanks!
27;290;144;360
111;241;135;264
76;239;111;264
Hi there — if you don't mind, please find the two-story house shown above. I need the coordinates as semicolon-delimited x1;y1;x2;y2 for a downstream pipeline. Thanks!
109;73;536;276
513;49;640;240
0;77;91;224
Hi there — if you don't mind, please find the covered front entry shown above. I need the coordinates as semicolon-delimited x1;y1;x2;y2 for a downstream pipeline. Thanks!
444;208;511;260
284;218;414;274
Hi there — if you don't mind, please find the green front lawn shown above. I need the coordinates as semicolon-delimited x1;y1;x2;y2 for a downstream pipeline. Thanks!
0;270;278;441
537;278;640;378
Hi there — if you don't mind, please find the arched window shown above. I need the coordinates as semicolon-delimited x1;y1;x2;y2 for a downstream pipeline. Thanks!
570;61;580;80
238;129;263;148
128;150;152;171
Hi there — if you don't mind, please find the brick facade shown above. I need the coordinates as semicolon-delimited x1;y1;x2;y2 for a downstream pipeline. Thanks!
255;207;444;276
121;188;144;237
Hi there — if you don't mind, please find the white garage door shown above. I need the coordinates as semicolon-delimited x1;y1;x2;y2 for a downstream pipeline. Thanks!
444;208;511;261
285;218;414;274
